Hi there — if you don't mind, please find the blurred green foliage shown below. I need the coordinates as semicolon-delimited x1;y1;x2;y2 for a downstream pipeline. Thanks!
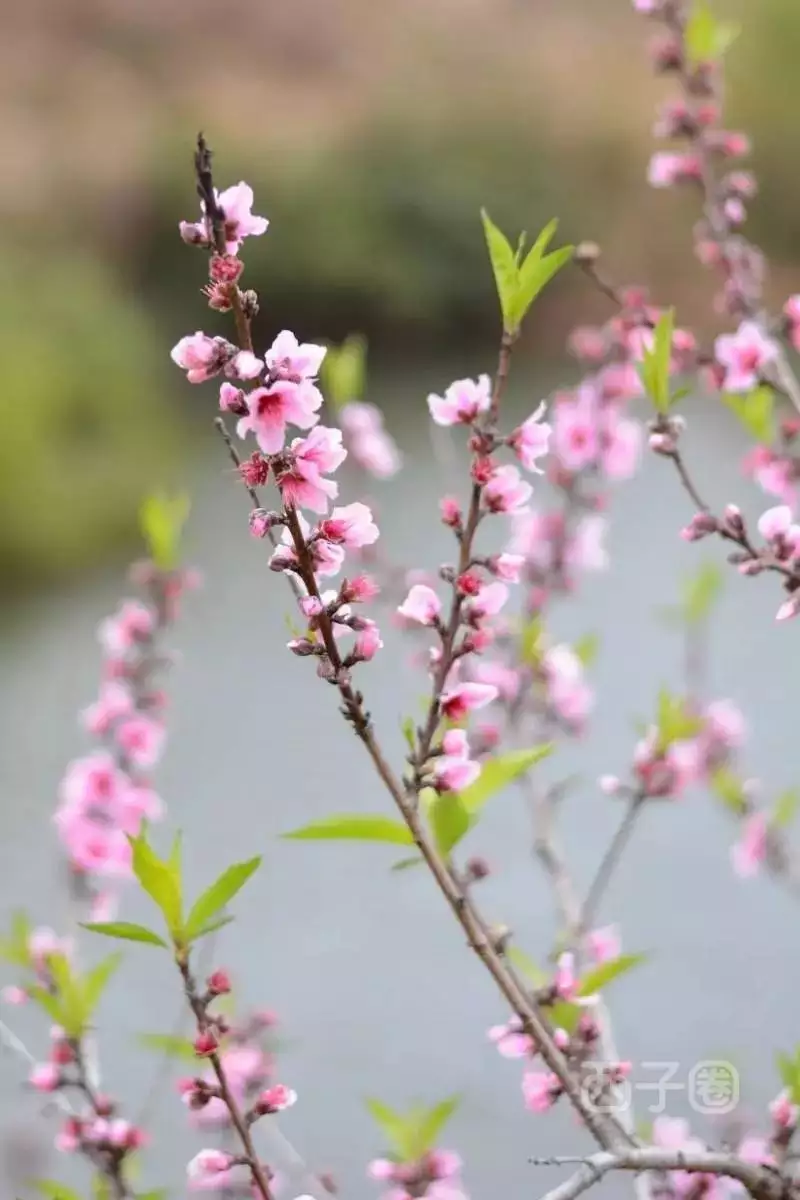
0;255;184;588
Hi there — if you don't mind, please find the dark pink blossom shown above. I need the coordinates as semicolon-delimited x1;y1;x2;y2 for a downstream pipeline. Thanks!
279;426;347;514
237;380;322;454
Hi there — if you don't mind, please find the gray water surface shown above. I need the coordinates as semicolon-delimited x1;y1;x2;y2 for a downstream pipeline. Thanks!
1;376;797;1198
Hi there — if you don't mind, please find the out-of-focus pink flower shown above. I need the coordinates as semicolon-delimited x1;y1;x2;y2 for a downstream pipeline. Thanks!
98;601;155;658
491;553;524;583
59;753;126;812
703;700;746;749
743;448;797;508
187;1148;235;1185
715;321;778;393
115;715;166;770
466;582;508;621
440;681;498;721
586;925;621;964
237;381;322;454
28;927;70;967
758;505;800;556
428;376;492;426
56;818;133;877
511;404;551;472
355;622;383;662
280;427;347;513
648;151;702;187
600;409;643;480
432;729;481;792
554;952;577;1000
483;465;533;514
542;645;593;727
770;1090;798;1130
566;515;609;571
256;1084;298;1114
553;387;598;472
1;985;27;1005
471;661;520;703
398;585;442;626
731;812;768;878
522;1070;559;1113
266;330;326;381
633;730;700;799
81;682;133;737
488;1015;534;1059
319;502;379;549
55;1117;83;1153
29;1063;60;1093
339;402;402;479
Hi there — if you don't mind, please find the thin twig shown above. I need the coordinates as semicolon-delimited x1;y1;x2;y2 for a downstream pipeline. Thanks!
579;798;645;935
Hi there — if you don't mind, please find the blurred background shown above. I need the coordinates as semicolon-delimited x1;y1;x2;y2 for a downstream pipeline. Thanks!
2;0;800;1196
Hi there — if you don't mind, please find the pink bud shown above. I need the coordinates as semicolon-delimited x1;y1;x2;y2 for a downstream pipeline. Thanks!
207;969;232;996
255;1084;298;1115
29;1062;60;1093
193;1031;218;1057
599;775;621;795
440;496;462;527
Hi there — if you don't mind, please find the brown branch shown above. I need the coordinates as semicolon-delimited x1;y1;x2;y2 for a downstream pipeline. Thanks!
533;1149;793;1200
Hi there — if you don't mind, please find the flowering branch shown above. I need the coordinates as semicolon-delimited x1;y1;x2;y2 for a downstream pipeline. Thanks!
532;1149;792;1200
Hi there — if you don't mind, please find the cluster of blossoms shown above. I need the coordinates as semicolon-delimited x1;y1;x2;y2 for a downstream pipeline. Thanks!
53;565;194;903
488;939;630;1117
368;1150;467;1200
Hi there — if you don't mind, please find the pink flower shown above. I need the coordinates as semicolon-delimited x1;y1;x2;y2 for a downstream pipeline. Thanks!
398;584;442;626
279;426;347;513
703;700;746;748
428;375;492;426
785;297;800;351
55;1117;83;1153
266;330;326;381
522;1070;559;1113
1;985;27;1005
466;582;508;621
339;402;402;479
319;502;380;549
512;403;551;472
566;515;609;571
59;753;126;812
732;812;768;878
744;447;797;507
554;952;577;1000
471;661;520;703
28;927;70;966
647;151;702;187
553;388;598;473
738;1136;773;1168
368;1160;398;1181
187;1148;235;1183
115;715;166;770
483;465;533;514
171;333;226;384
488;1015;534;1059
770;1090;798;1130
440;681;498;721
715;321;778;393
758;505;800;553
543;645;593;727
81;682;133;737
256;1084;298;1114
29;1062;60;1093
226;350;264;381
237;380;322;454
586;925;621;964
98;601;155;658
355;622;383;662
56;818;132;877
600;409;642;480
181;181;269;254
433;730;481;792
633;730;700;799
492;553;524;583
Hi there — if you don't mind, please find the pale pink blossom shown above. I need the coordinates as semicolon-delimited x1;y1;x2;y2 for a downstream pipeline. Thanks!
29;1062;59;1092
266;330;326;380
237;381;322;454
319;502;379;549
715;321;778;393
633;729;700;799
55;1118;82;1153
1;985;27;1005
433;730;481;792
732;812;768;878
180;182;268;253
488;1015;534;1059
566;515;609;571
98;601;155;658
226;350;264;381
81;682;134;736
280;426;347;513
586;925;621;964
339;402;402;479
770;1090;798;1129
440;681;498;721
115;715;166;770
543;645;593;726
219;382;245;412
187;1148;235;1183
758;505;800;554
28;927;70;966
59;753;126;812
466;582;508;621
703;700;746;748
744;447;798;507
522;1070;559;1113
555;952;577;1000
171;333;226;383
483;465;533;514
492;553;524;583
398;584;442;626
512;404;551;472
471;661;520;703
600;410;643;480
553;387;598;472
648;151;702;187
256;1084;297;1113
428;376;491;426
57;818;133;877
355;622;383;662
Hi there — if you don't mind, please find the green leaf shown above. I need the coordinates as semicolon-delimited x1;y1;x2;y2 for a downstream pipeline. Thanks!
549;1000;581;1034
129;833;183;937
682;563;723;625
776;1049;800;1104
366;1098;415;1159
139;491;191;570
28;985;66;1026
0;909;32;968
401;716;416;753
709;767;748;815
723;386;775;445
578;953;648;998
31;1180;83;1200
190;914;235;942
686;2;740;65
773;789;800;829
574;633;599;668
48;953;88;1038
481;209;519;333
655;689;703;752
320;334;368;410
520;616;545;666
82;922;168;948
458;746;553;816
511;238;573;330
136;1192;168;1200
184;856;261;942
139;1033;199;1062
92;1175;112;1200
425;792;471;858
507;945;548;988
283;814;415;846
639;310;675;413
82;953;122;1017
391;856;424;872
407;1095;461;1158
